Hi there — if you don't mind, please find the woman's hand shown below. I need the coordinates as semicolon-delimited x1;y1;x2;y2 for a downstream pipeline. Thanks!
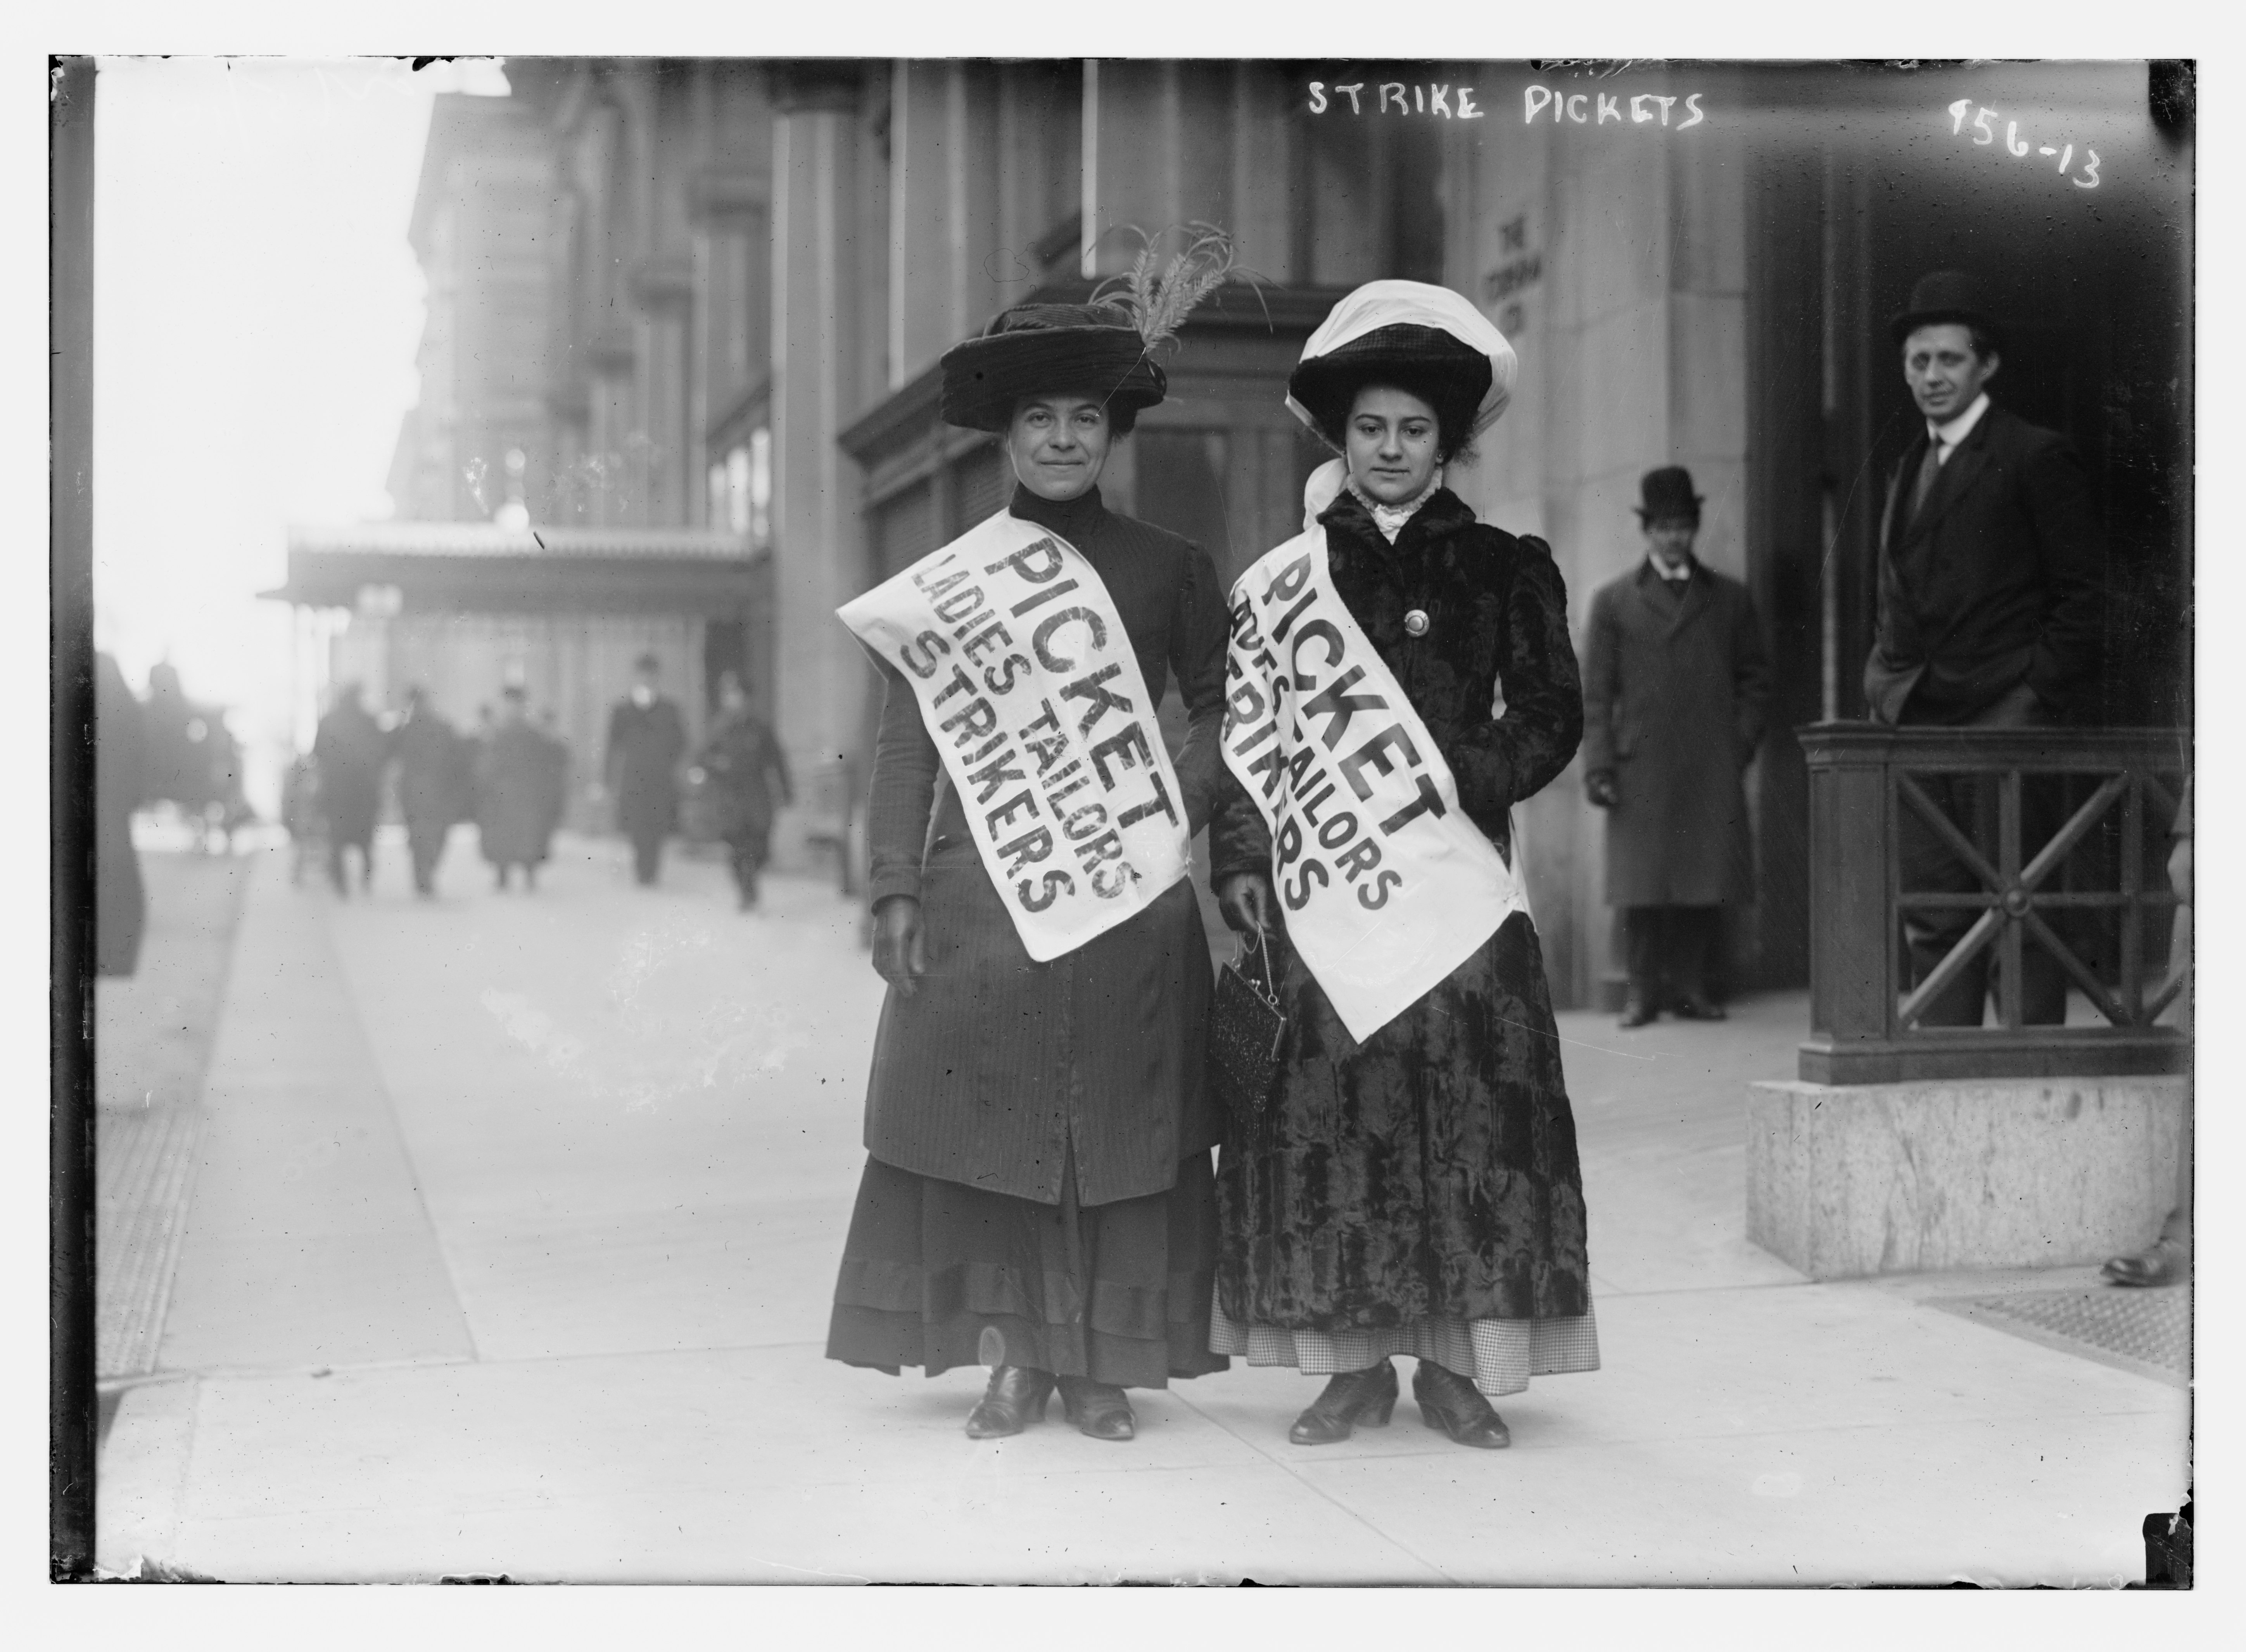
1216;872;1273;937
871;895;927;995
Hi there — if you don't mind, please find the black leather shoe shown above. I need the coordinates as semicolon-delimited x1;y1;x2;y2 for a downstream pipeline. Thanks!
1619;997;1657;1029
1412;1361;1511;1449
2102;1237;2189;1288
1672;993;1728;1021
964;1365;1054;1438
1289;1360;1398;1445
1056;1375;1136;1441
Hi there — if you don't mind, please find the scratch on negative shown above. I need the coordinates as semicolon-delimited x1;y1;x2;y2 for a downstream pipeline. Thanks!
745;1555;871;1582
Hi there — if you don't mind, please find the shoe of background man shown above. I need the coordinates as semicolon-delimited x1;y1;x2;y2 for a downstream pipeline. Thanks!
2101;1237;2189;1288
1619;997;1657;1030
1672;993;1729;1022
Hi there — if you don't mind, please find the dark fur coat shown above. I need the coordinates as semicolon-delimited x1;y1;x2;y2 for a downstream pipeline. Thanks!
1208;486;1594;1329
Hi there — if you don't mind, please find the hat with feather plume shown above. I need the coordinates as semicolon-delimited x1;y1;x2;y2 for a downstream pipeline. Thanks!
939;225;1246;435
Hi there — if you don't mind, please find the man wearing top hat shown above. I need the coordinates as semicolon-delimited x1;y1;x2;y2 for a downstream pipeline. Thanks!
1865;270;2103;1026
1583;467;1772;1028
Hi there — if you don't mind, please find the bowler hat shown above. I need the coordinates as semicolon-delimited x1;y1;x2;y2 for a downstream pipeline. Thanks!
1889;270;2003;350
938;303;1166;435
1634;466;1704;523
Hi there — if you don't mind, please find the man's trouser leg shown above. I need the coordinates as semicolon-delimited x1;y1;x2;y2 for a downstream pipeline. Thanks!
631;830;663;885
1669;907;1720;1003
1624;907;1667;1006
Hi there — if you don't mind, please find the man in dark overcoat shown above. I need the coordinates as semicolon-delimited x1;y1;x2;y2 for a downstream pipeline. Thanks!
479;686;567;890
1863;270;2103;1026
693;671;793;910
1583;466;1772;1027
603;653;688;887
390;684;471;897
312;681;387;895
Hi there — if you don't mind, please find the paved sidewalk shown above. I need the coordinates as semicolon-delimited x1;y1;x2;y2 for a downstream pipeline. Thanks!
96;838;2189;1583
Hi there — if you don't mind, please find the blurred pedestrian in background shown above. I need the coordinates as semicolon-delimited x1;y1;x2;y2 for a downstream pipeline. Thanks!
604;652;687;887
1582;466;1771;1028
94;650;148;976
141;659;251;852
312;680;386;894
477;686;567;892
390;684;473;898
693;670;793;911
281;752;324;886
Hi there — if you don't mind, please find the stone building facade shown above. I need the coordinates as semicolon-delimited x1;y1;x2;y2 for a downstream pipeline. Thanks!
289;59;2190;1004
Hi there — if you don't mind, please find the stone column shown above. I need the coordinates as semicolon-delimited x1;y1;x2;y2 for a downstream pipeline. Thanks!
769;66;873;871
1082;59;1238;276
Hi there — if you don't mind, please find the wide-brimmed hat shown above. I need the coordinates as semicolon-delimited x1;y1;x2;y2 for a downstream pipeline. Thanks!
1286;280;1518;454
1634;466;1704;523
1888;269;2003;351
938;303;1166;435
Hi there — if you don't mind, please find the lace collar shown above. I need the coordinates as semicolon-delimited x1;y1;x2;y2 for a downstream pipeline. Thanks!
1346;472;1445;543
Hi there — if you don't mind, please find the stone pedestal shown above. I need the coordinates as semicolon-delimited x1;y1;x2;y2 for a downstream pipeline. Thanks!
1746;1076;2187;1279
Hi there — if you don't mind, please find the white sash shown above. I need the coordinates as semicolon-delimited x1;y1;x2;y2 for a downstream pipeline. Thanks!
1221;527;1528;1041
838;511;1191;963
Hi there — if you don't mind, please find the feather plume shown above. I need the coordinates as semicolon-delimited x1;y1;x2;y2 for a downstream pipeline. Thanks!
1088;223;1265;354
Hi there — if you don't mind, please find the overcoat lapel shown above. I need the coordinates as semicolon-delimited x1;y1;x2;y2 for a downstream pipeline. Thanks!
1624;563;1671;631
1667;567;1714;638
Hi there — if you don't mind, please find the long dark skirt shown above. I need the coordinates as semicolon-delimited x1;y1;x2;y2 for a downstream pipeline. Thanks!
1217;910;1594;1332
827;1151;1229;1389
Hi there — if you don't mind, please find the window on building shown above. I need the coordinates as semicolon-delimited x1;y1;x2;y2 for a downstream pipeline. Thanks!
748;427;772;548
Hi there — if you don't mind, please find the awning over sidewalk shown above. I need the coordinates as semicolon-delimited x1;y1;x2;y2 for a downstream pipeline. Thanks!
266;522;767;616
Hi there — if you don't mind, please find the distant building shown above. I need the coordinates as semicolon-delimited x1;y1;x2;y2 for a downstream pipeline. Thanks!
276;60;2190;1006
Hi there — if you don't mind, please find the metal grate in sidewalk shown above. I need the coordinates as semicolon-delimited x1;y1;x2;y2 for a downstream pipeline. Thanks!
97;1104;206;1380
1936;1286;2190;1386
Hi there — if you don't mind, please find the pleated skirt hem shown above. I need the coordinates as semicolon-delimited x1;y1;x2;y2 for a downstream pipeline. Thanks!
826;1152;1228;1390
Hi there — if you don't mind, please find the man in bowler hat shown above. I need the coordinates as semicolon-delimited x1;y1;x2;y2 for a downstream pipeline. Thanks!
1583;467;1772;1027
1864;271;2103;1026
603;652;689;886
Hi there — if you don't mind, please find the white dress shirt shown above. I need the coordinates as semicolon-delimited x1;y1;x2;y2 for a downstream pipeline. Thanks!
1926;391;1992;466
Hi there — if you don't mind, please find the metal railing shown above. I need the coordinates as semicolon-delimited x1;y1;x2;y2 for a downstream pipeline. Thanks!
1799;724;2188;1083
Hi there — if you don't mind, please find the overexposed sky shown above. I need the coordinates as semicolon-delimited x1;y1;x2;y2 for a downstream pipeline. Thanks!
92;56;509;766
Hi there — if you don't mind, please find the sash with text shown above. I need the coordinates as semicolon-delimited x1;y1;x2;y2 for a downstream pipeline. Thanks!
838;511;1191;963
1221;528;1528;1041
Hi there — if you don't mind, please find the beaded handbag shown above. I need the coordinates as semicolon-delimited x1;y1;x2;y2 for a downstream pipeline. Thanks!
1209;928;1285;1123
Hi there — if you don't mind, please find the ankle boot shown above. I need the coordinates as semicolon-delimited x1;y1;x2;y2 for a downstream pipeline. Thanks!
1412;1360;1511;1449
964;1365;1054;1438
1289;1359;1398;1445
1055;1375;1135;1441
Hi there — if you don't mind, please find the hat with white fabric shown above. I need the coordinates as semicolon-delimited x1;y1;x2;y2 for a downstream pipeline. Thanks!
1286;280;1519;456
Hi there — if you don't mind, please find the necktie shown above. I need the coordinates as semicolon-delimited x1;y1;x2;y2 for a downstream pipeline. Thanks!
1909;435;1945;519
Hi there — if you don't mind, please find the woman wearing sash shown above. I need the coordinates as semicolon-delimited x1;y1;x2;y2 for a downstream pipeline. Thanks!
825;296;1232;1441
1209;282;1600;1448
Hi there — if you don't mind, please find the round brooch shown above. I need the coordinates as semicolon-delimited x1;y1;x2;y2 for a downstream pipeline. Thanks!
1404;609;1431;637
